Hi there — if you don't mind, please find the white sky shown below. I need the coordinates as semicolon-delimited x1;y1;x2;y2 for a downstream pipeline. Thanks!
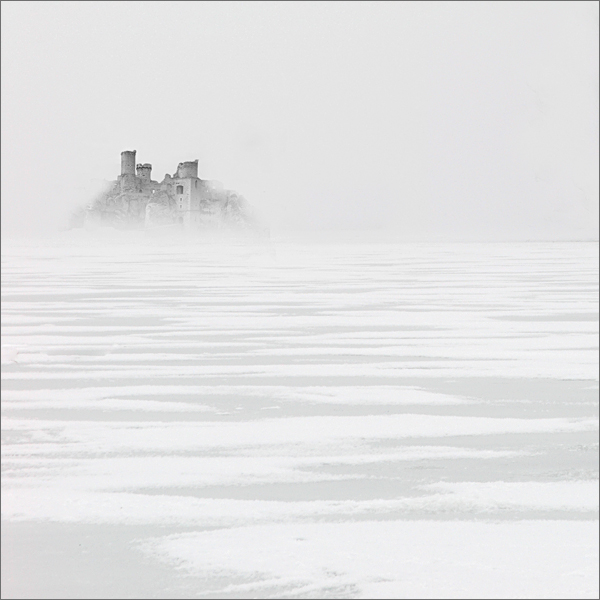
1;1;598;239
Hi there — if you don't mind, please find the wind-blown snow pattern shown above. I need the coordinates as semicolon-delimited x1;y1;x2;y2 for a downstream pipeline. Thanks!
1;235;598;599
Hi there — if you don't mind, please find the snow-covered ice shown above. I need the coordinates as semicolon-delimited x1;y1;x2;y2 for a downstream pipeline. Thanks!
1;236;598;598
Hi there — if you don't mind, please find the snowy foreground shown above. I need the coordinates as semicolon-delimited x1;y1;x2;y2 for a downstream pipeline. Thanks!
1;233;598;599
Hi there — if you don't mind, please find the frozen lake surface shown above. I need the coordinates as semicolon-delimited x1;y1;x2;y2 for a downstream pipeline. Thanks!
1;234;598;598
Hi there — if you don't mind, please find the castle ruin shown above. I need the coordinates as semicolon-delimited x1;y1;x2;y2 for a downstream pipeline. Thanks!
81;150;259;233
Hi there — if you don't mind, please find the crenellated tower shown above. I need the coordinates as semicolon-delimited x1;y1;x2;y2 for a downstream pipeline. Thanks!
136;163;152;183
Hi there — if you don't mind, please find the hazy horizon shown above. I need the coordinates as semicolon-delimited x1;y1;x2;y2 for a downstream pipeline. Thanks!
2;1;598;240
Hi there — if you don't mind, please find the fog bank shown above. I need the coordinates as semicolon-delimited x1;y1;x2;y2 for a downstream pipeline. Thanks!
2;1;598;240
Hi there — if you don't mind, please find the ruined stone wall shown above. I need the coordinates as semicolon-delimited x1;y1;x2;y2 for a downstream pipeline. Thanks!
119;173;138;192
176;160;199;179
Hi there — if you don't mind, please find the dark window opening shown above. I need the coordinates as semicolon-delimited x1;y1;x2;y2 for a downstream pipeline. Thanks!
176;185;184;194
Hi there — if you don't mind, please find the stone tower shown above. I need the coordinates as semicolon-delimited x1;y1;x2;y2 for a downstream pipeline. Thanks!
120;150;137;191
136;163;152;183
121;150;136;175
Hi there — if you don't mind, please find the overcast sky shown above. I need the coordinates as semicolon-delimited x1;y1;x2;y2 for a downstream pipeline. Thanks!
2;1;598;239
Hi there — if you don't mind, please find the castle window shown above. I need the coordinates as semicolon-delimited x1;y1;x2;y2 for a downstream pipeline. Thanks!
176;185;184;194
